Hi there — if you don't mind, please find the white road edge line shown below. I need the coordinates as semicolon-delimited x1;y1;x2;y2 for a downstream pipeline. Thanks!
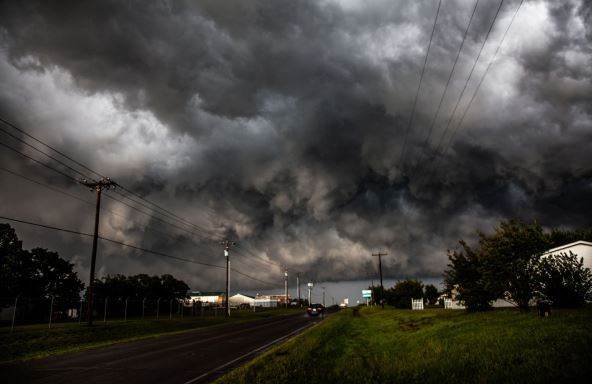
182;322;314;384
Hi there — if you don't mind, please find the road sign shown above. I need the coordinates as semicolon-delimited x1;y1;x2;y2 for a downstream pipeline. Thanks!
362;290;372;298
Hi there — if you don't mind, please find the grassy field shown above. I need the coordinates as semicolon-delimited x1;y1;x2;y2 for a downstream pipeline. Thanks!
0;308;299;363
216;306;592;383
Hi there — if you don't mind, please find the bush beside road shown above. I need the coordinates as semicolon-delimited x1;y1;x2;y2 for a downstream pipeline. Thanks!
0;308;300;363
216;306;592;383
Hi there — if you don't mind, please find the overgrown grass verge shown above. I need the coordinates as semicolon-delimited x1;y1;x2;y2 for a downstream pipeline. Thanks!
0;308;299;363
216;306;592;383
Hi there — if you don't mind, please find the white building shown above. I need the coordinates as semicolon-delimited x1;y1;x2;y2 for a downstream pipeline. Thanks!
445;240;592;309
188;291;224;306
229;293;255;307
253;294;279;307
542;241;592;269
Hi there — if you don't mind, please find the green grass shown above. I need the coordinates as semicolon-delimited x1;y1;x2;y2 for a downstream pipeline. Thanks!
0;308;299;363
216;306;592;383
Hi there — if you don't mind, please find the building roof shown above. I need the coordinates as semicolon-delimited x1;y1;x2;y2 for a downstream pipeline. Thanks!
543;241;592;255
189;291;225;296
231;293;255;299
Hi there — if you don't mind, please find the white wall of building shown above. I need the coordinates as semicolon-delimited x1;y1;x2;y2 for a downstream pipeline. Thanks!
542;241;592;270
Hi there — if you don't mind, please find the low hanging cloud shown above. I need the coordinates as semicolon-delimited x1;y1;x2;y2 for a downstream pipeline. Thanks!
0;0;590;290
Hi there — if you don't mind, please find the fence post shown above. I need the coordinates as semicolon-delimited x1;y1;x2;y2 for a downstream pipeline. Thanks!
10;296;18;332
78;299;83;324
169;299;172;320
181;299;184;319
156;298;160;320
103;297;108;323
142;297;146;319
200;304;204;317
48;296;54;329
215;306;217;317
124;297;128;321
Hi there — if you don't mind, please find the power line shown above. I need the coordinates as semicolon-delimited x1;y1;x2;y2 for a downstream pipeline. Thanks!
0;117;104;179
1;138;281;274
411;0;481;173
420;0;524;184
431;0;505;160
0;214;277;286
0;141;81;184
398;0;443;169
0;141;219;244
0;117;221;240
443;0;525;157
0;117;274;263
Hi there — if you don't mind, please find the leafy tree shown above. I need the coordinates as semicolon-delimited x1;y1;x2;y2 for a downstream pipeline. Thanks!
444;241;498;311
478;220;550;310
424;284;439;306
0;224;83;302
536;252;592;308
388;279;423;309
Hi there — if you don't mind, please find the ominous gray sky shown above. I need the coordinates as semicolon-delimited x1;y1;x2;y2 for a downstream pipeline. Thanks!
0;0;590;292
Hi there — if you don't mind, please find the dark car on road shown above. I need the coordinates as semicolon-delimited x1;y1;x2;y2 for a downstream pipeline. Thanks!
307;303;325;317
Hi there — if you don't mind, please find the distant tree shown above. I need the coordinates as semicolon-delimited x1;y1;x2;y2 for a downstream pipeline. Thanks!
536;252;592;308
424;284;439;306
388;279;423;309
444;241;497;311
0;223;83;302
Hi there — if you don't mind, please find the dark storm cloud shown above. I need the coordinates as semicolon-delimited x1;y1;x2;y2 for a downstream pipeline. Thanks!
0;0;591;289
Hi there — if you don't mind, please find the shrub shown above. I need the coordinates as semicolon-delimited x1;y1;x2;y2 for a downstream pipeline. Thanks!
536;252;592;308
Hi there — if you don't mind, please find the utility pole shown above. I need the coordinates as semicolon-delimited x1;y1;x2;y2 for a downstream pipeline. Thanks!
284;268;289;308
296;273;301;306
82;177;115;326
220;240;236;317
307;282;313;306
322;287;326;307
372;251;388;309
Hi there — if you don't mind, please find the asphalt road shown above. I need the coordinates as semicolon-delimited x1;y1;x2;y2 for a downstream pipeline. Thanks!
1;310;327;384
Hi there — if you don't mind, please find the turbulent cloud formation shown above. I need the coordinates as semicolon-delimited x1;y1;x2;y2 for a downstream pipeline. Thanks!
0;0;590;290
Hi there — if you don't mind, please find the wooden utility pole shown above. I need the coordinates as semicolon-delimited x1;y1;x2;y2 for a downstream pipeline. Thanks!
372;251;388;309
81;177;116;326
296;273;301;306
220;240;236;317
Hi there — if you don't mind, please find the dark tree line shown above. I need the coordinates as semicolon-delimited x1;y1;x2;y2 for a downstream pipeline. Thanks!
94;274;189;300
1;223;190;310
444;220;592;311
1;223;83;305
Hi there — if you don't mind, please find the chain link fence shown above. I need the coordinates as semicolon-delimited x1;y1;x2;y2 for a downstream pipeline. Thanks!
0;297;250;331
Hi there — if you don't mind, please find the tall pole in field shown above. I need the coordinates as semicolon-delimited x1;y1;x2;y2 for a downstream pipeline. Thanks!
220;240;236;317
307;282;313;306
82;177;115;326
296;273;301;306
372;251;388;309
284;269;289;308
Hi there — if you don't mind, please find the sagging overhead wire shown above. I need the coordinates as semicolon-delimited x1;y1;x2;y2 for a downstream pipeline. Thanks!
0;116;278;266
398;0;443;170
0;214;278;286
411;0;481;174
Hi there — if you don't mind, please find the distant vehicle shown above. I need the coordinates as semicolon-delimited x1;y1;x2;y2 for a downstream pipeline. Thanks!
289;299;301;307
307;303;325;317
